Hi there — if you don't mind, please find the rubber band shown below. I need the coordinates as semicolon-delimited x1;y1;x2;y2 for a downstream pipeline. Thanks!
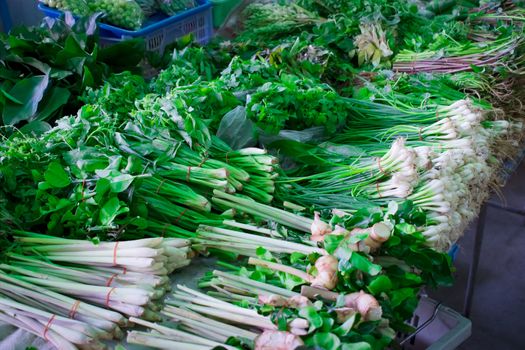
377;158;386;175
122;267;127;275
225;152;231;164
418;127;423;141
68;300;81;319
161;223;170;236
376;182;382;198
174;208;189;225
43;314;56;341
106;273;119;287
198;157;208;167
105;287;116;307
436;110;440;121
81;179;86;202
113;242;119;266
186;166;192;183
155;179;166;194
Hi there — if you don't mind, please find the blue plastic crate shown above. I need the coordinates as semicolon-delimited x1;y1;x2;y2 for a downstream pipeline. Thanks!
38;0;213;53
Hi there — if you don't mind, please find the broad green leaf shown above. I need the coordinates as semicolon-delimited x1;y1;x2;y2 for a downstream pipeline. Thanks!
34;87;71;122
95;178;111;203
109;174;135;193
350;253;382;276
19;121;52;136
3;75;49;125
342;342;372;350
99;197;128;226
306;332;341;350
299;306;323;330
367;275;392;294
44;162;71;188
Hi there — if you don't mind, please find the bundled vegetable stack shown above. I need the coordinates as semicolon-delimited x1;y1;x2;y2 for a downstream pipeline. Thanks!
0;232;191;348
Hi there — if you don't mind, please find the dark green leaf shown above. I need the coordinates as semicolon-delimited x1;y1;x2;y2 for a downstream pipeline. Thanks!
3;75;49;125
44;162;71;188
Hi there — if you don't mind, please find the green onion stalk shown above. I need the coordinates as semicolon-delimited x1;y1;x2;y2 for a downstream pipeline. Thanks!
393;34;522;74
277;137;419;209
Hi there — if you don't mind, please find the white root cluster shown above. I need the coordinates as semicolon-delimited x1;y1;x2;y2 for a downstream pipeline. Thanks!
408;99;515;249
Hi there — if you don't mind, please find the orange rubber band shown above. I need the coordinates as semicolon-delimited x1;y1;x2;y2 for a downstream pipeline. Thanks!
68;301;81;319
105;287;116;307
43;314;56;341
113;242;119;266
174;209;188;225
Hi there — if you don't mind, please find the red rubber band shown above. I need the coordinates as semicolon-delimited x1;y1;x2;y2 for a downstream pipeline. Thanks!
174;209;188;225
68;301;81;319
376;182;382;198
106;273;119;287
198;157;208;167
377;158;386;175
105;287;116;307
161;223;170;236
113;242;119;266
122;267;127;275
186;167;192;182
155;179;166;194
81;179;86;202
43;314;56;341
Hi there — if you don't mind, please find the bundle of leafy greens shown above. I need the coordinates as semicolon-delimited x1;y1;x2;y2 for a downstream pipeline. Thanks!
0;14;144;131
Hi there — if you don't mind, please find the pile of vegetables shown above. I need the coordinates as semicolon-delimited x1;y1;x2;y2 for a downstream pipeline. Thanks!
40;0;198;29
0;15;144;131
1;0;525;349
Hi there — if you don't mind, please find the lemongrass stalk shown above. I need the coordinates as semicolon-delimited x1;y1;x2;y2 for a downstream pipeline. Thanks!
82;296;146;316
171;293;260;318
223;220;283;238
0;277;117;332
129;317;229;348
248;258;312;283
14;233;163;249
0;271;125;324
127;331;213;350
0;299;101;343
212;190;313;231
212;271;299;298
162;306;259;340
197;225;324;253
0;312;77;350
